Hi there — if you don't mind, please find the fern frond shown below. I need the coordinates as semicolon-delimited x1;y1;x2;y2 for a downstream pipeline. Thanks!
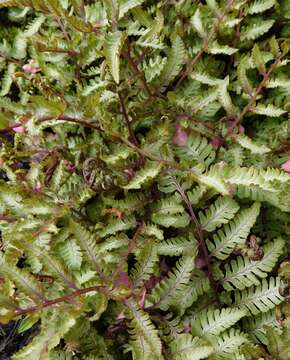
175;133;215;166
147;255;195;311
69;220;99;270
98;215;137;237
235;134;271;154
207;203;261;260
240;20;274;41
0;258;44;303
157;233;197;256
252;104;287;117
119;0;145;19
151;195;190;228
173;270;210;315
242;309;281;344
192;307;247;337
12;310;76;360
58;239;83;271
229;277;284;315
246;0;276;15
157;35;186;87
103;31;126;84
128;301;163;359
123;161;162;190
198;196;239;232
194;165;230;195
131;241;159;288
169;334;213;360
220;238;285;290
209;329;249;359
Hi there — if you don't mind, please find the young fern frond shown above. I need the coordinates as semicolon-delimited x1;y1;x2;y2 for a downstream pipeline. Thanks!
220;238;285;290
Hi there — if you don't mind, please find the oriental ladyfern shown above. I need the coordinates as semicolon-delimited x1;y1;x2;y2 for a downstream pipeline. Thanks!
0;0;289;359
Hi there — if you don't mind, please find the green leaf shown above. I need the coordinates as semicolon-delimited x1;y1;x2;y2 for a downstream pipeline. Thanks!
221;238;285;290
169;334;213;360
207;203;261;260
123;161;162;190
59;239;83;271
198;196;239;232
229;277;284;315
147;255;195;311
236;134;271;154
158;35;186;87
192;307;247;337
253;104;287;117
246;0;276;15
103;31;127;84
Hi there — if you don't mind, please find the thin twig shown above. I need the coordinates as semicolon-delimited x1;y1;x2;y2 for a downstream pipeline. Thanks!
113;223;144;286
227;52;286;135
13;286;112;316
118;92;139;146
174;0;235;89
170;176;220;304
122;40;153;98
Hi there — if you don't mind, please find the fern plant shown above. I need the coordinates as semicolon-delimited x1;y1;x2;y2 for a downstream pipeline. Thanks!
0;0;289;359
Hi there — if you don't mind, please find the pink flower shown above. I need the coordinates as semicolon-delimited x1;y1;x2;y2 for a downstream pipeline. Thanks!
63;159;76;173
22;60;41;74
281;159;290;173
124;168;134;178
12;126;25;133
210;136;224;149
173;124;187;146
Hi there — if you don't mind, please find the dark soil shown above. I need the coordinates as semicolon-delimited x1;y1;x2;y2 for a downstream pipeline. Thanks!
0;321;38;359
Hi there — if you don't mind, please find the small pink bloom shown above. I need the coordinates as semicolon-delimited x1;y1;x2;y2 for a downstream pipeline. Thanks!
210;137;224;149
173;124;188;146
22;60;41;74
114;271;131;288
281;159;290;173
124;168;134;178
12;126;25;133
117;311;125;320
138;288;146;309
63;159;76;173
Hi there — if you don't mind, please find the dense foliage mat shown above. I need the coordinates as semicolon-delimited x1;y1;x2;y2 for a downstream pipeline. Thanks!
0;0;289;359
